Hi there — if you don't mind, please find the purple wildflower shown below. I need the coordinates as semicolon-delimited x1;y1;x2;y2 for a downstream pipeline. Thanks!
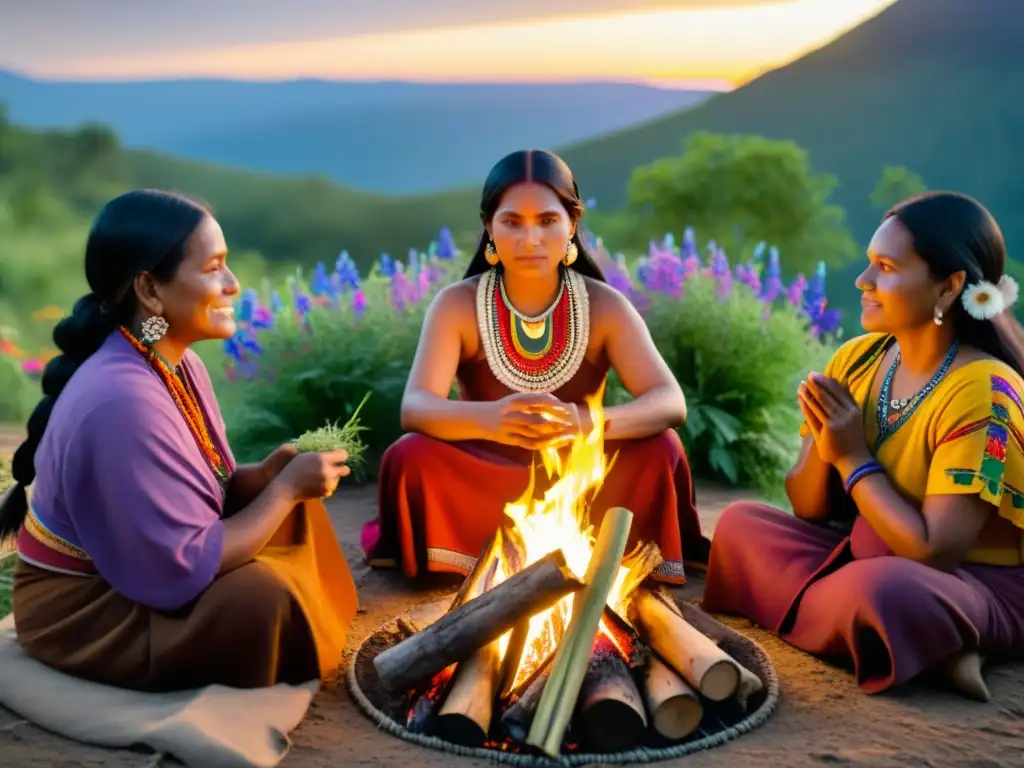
311;261;333;297
334;251;361;291
390;262;413;312
436;227;457;260
760;246;783;304
682;227;699;260
787;274;807;310
352;288;367;319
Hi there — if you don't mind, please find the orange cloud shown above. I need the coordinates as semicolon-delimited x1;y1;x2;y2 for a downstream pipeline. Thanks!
15;0;897;89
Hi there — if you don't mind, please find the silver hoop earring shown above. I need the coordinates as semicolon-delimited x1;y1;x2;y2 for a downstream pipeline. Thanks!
140;315;169;344
933;307;944;326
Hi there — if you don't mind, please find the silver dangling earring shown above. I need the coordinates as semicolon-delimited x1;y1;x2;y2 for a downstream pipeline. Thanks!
933;306;944;326
140;315;169;344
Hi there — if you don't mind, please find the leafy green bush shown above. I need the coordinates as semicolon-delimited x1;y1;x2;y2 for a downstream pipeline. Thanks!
214;228;838;497
209;245;465;466
600;231;835;496
637;274;829;495
0;352;37;424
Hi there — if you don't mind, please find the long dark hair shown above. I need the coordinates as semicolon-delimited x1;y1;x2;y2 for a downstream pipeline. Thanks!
0;189;209;542
463;149;606;283
885;191;1024;377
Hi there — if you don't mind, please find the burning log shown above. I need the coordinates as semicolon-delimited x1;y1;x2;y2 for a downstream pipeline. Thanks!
610;540;664;612
499;656;553;743
406;665;456;734
447;527;524;613
575;633;647;752
641;655;703;740
526;506;635;756
374;550;583;693
435;640;503;746
628;589;741;702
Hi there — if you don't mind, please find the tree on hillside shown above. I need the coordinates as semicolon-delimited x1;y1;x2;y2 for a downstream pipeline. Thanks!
624;132;857;272
871;165;927;212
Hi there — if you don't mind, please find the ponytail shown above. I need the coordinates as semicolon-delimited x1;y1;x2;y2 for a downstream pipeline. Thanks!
989;312;1024;378
0;293;118;542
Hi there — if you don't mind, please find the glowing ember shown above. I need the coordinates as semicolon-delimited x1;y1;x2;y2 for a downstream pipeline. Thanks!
489;389;651;691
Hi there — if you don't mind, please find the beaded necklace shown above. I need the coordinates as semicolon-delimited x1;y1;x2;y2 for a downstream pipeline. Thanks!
476;266;590;393
874;338;958;451
119;327;230;488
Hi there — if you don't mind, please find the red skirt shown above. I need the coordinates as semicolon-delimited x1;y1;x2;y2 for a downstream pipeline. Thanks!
362;429;709;583
702;502;1024;692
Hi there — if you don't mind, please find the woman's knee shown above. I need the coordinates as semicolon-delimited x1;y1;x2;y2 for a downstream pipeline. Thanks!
713;502;789;545
209;562;297;626
380;432;446;476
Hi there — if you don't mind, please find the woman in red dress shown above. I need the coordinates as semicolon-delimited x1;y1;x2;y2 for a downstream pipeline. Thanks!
361;149;709;582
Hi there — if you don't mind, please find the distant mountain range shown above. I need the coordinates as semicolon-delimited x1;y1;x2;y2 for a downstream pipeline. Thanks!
0;74;710;194
5;0;1022;331
550;0;1024;320
557;0;1024;250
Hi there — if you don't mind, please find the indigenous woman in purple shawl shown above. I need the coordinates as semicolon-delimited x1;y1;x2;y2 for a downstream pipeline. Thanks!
0;190;359;691
704;192;1024;701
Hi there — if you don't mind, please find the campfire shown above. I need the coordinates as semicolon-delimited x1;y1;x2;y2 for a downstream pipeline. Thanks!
373;396;763;757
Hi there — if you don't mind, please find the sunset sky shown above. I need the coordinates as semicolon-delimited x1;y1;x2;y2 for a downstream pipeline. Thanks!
4;0;898;90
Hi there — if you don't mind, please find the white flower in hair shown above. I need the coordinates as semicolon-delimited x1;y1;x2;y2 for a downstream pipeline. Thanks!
962;280;1005;320
998;274;1019;309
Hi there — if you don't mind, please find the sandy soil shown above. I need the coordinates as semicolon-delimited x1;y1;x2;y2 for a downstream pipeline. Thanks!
1;476;1023;767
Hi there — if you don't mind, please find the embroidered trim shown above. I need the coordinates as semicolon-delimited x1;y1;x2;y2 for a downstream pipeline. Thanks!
992;374;1024;416
426;547;479;573
652;559;687;582
24;507;90;561
17;552;93;578
944;373;1024;510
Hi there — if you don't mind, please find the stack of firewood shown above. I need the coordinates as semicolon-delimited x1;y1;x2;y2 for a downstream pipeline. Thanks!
373;508;763;757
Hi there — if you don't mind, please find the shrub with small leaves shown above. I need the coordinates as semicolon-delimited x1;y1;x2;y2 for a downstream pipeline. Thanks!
212;226;839;496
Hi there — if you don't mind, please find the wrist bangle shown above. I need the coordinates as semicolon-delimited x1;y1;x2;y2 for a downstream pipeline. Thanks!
843;459;884;494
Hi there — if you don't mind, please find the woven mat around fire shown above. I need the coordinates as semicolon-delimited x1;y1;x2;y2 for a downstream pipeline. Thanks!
347;597;779;766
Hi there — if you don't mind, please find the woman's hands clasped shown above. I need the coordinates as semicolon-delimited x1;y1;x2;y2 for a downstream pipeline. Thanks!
797;372;872;467
488;392;592;451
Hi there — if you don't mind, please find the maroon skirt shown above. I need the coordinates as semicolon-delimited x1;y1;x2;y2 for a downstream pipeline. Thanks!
702;502;1024;692
362;429;710;582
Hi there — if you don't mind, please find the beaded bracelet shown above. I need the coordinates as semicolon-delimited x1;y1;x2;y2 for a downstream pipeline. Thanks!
843;459;884;494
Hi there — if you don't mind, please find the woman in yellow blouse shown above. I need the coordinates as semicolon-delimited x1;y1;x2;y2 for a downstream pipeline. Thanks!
703;191;1024;701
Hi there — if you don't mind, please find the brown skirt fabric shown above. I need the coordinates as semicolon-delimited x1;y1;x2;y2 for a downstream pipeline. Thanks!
12;500;358;692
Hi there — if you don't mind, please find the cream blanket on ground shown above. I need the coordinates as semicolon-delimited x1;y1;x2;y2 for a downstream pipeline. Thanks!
0;614;319;767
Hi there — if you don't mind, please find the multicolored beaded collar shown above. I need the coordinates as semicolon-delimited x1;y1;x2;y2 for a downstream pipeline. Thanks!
120;327;230;490
476;266;590;393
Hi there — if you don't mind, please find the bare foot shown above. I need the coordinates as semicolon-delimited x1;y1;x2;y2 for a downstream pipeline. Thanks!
940;650;990;702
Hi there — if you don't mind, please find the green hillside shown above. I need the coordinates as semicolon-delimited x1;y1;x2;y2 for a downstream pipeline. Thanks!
0;117;480;270
125;149;479;264
558;0;1023;255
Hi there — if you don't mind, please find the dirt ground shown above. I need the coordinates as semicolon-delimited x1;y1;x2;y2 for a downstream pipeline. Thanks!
1;460;1023;766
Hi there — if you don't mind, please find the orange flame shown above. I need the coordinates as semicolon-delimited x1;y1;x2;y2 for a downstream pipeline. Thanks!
490;389;646;691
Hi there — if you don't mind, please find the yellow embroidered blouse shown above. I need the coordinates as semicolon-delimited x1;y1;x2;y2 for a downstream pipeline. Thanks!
804;332;1024;565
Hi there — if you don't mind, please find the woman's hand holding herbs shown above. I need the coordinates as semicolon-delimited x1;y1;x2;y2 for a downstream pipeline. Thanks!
259;443;299;486
275;450;351;501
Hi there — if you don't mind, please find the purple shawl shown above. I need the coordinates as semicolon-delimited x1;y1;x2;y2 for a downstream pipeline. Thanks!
30;331;238;610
